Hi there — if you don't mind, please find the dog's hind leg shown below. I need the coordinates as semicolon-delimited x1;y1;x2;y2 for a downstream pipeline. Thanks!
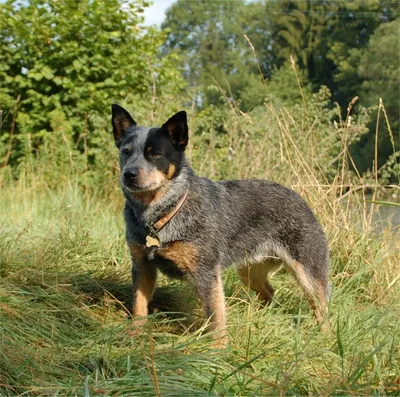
286;259;331;332
237;260;281;305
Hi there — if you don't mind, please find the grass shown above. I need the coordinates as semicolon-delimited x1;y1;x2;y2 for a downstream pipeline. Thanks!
1;157;399;396
1;87;399;395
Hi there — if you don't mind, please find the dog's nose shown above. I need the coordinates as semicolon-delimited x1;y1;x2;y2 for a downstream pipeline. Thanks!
124;168;138;181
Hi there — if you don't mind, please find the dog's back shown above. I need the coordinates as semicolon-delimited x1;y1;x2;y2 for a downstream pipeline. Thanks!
201;178;328;274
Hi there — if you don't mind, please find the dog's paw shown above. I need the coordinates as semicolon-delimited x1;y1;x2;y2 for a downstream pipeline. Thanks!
212;337;229;349
212;330;229;349
132;316;148;327
127;316;148;337
127;327;143;337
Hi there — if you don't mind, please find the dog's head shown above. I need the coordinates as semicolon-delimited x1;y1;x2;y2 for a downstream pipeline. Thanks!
111;104;188;193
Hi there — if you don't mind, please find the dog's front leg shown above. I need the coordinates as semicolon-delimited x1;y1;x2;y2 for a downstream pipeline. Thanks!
195;269;228;348
131;263;157;326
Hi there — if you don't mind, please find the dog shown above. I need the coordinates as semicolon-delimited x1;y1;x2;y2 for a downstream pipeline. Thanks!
111;104;330;345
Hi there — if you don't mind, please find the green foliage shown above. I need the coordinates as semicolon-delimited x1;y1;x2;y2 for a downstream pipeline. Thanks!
269;0;398;104
268;1;399;178
162;0;273;110
1;3;399;395
163;0;398;111
233;62;313;111
264;62;312;108
1;60;371;190
160;0;399;171
272;0;329;70
0;0;186;167
359;19;400;117
2;0;398;175
349;19;400;174
186;80;369;185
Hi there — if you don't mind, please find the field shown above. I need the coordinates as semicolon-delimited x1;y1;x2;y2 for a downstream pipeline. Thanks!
1;0;400;394
1;102;399;396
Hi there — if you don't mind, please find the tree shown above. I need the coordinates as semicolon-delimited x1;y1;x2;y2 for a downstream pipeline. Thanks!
162;0;273;110
350;18;400;173
0;0;185;166
268;0;399;106
265;0;399;171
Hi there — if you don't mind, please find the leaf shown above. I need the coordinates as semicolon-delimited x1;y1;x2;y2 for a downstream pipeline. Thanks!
29;72;43;81
41;66;54;80
53;76;63;85
72;59;82;70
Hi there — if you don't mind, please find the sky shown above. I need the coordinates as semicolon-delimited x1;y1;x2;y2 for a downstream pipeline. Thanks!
142;0;258;26
143;0;176;26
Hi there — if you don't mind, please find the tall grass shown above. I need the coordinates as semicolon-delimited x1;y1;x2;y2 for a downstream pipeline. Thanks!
1;83;399;395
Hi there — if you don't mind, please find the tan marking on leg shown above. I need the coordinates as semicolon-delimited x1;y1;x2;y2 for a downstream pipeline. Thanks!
287;260;315;295
264;279;275;303
286;259;331;332
311;284;331;333
132;266;157;325
237;260;280;304
208;272;228;348
157;241;197;273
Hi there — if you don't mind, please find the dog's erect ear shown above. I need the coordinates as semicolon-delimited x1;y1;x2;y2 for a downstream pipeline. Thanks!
111;104;136;146
162;111;188;151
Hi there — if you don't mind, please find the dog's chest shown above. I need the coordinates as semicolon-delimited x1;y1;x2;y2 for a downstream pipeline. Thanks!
129;241;198;279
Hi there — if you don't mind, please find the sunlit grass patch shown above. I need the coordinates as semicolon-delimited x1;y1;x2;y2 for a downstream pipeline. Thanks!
1;179;399;396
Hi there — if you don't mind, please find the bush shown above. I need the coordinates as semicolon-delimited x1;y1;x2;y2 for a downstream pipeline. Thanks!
0;0;186;168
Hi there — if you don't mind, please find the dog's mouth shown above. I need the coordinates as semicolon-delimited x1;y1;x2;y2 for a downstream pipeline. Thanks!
121;178;163;193
121;167;168;195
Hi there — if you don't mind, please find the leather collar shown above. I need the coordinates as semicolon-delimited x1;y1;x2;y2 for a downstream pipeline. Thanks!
153;189;189;232
145;189;189;248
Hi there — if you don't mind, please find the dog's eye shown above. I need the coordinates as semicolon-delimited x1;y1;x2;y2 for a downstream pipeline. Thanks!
121;148;131;155
149;151;162;159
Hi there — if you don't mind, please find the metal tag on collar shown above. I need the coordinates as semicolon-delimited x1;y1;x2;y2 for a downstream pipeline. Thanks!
145;235;161;248
145;224;161;248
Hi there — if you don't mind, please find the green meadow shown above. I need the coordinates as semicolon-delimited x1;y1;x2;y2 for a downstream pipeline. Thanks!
1;102;399;395
1;0;399;395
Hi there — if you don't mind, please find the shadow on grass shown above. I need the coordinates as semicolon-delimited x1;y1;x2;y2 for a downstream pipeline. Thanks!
70;272;198;328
